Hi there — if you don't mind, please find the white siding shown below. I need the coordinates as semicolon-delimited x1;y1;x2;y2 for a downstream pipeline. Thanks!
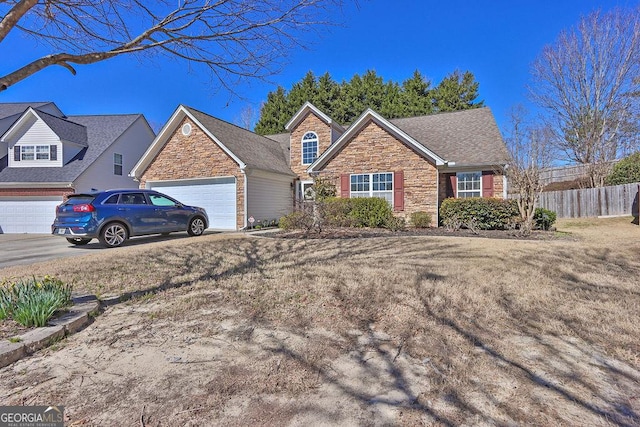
74;117;155;192
7;115;63;168
246;169;293;223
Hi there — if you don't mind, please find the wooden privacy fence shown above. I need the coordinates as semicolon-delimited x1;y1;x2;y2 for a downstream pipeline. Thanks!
538;183;639;218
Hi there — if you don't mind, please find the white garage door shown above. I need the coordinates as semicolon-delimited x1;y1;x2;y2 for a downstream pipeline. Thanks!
0;198;62;233
148;177;237;230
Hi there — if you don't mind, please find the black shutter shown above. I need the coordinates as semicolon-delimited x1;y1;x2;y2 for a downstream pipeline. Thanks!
50;145;57;161
13;146;20;162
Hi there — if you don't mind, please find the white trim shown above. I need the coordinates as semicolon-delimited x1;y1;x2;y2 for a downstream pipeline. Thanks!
503;175;508;199
298;179;314;200
308;109;446;172
243;168;248;229
348;172;394;208
456;171;482;198
0;182;72;188
144;175;237;187
301;131;319;165
130;105;246;179
285;101;341;131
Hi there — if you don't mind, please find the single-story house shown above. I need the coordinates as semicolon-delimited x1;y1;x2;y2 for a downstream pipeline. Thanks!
0;102;155;233
132;102;509;229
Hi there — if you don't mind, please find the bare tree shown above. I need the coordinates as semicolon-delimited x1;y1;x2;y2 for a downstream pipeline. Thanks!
530;7;640;187
234;103;258;130
0;0;344;92
506;105;553;234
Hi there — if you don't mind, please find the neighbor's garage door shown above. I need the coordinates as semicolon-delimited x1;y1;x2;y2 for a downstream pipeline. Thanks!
0;197;62;233
148;177;237;230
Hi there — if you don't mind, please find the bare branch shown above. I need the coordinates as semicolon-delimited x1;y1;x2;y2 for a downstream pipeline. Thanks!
0;0;345;92
529;7;640;187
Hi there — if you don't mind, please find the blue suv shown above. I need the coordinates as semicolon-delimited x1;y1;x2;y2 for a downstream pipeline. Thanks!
52;189;209;247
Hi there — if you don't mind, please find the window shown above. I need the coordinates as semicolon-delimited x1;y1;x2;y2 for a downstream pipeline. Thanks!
301;132;318;165
114;153;123;176
350;172;393;206
18;145;50;161
103;194;119;204
457;172;481;198
120;193;147;205
149;194;178;207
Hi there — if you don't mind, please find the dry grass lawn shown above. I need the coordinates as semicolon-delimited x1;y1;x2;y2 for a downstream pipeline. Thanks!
0;217;639;426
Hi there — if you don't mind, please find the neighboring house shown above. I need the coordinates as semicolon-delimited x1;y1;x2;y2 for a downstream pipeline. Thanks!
132;102;509;230
0;102;155;233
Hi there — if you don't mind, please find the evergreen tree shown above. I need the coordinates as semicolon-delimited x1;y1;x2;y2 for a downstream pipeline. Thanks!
432;70;484;112
399;70;433;117
254;86;288;135
254;69;484;134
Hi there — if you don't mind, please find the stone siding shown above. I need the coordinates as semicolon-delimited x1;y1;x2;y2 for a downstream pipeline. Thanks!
317;119;438;223
139;117;245;229
289;112;332;179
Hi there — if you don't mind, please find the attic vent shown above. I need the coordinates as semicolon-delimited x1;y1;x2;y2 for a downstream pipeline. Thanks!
181;123;192;136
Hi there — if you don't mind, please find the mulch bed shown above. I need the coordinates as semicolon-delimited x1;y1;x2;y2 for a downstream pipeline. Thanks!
263;227;565;240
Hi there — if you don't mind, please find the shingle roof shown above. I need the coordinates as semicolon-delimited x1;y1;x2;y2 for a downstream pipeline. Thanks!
0;102;57;119
265;132;291;166
0;115;143;183
185;107;294;176
38;110;88;147
390;108;509;166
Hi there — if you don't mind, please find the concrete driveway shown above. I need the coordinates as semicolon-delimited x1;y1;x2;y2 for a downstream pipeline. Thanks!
0;231;227;269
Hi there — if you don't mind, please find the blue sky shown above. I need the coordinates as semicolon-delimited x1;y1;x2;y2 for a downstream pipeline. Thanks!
0;0;632;134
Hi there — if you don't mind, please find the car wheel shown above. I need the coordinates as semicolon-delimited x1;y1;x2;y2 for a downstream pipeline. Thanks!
187;216;206;236
66;237;91;245
99;222;128;247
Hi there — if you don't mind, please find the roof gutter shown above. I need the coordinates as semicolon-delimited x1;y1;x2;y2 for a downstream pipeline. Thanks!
0;182;73;188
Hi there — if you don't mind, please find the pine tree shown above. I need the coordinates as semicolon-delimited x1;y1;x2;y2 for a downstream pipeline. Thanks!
399;70;433;117
432;70;484;112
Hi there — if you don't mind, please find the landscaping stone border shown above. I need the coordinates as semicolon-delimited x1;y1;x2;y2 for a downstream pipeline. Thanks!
0;295;100;369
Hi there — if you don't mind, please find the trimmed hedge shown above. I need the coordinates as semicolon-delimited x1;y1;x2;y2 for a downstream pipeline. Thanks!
440;197;519;230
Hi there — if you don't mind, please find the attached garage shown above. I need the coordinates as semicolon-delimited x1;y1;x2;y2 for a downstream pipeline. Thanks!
148;177;237;230
0;197;61;233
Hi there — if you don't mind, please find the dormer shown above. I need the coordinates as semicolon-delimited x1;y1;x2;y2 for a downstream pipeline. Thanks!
1;108;87;168
285;102;344;178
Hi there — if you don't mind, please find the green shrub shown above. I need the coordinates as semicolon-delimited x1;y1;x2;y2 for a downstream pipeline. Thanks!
385;216;406;231
348;197;393;228
0;276;72;327
278;211;313;231
410;211;432;228
533;208;557;230
606;152;640;185
321;198;356;227
440;197;519;230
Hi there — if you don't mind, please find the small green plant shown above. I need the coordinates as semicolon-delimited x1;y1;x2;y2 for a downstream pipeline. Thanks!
533;208;557;230
385;216;406;231
0;276;72;327
8;337;22;343
410;211;432;228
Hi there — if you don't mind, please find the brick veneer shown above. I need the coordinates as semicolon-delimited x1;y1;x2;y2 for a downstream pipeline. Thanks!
316;119;439;223
0;188;74;197
289;111;333;178
139;117;245;229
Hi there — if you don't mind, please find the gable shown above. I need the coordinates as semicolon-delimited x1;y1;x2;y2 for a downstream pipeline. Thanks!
140;117;242;182
319;119;437;172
